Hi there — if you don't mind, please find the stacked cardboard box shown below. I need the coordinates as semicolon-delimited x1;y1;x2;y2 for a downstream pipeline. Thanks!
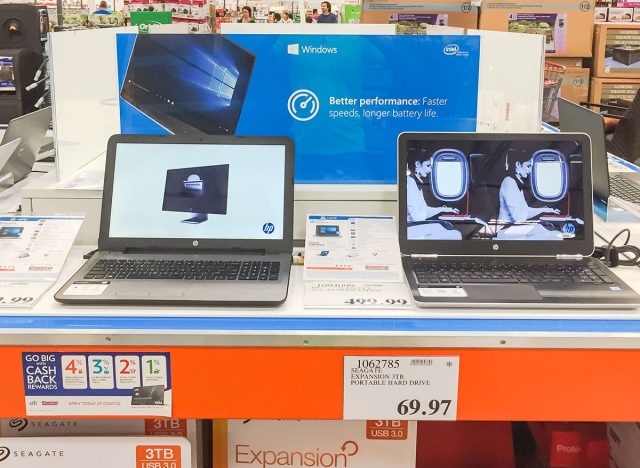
590;23;640;107
550;57;591;112
0;436;191;468
527;422;609;468
0;418;202;467
608;423;640;468
359;0;478;33
478;0;595;57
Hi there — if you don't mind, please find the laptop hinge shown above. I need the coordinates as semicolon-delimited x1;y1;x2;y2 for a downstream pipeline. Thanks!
121;247;267;255
410;254;438;259
556;254;584;260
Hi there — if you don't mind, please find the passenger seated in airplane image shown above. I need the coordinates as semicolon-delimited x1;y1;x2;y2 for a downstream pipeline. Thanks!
495;148;582;240
406;147;463;240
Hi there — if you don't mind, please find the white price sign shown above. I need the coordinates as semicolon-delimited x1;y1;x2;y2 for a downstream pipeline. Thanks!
343;356;459;420
0;282;51;308
304;281;412;309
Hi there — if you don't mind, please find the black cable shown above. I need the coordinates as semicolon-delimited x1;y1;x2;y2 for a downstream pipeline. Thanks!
592;228;640;268
83;248;98;260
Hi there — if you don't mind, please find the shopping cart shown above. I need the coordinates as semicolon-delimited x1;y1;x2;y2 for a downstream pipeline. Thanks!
542;61;565;123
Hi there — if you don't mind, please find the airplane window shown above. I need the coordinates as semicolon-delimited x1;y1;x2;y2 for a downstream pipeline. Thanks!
531;150;568;202
431;149;468;201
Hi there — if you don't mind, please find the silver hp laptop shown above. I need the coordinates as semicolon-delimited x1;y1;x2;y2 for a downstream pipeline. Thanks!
55;134;294;306
0;107;53;183
398;132;640;308
0;138;22;186
558;97;640;213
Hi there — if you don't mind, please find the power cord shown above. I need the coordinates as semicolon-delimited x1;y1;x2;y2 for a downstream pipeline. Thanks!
592;228;640;268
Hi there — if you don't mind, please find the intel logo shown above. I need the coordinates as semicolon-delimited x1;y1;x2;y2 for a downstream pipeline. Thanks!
443;44;460;55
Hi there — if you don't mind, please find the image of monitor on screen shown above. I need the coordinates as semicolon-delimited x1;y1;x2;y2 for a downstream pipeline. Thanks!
405;139;585;241
120;34;255;135
162;164;229;224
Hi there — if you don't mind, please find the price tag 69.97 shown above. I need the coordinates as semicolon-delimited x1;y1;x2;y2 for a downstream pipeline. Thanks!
343;356;460;421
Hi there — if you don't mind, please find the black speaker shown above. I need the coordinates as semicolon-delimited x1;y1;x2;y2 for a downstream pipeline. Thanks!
0;4;42;52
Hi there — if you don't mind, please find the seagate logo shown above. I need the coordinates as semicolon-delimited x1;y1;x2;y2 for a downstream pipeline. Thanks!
0;447;9;462
8;419;28;432
443;44;460;55
192;240;199;247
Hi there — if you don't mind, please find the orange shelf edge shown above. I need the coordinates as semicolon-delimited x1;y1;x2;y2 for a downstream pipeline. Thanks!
2;346;639;421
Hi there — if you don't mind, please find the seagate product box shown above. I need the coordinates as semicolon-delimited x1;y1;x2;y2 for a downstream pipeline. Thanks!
0;436;191;467
212;420;417;468
593;24;640;78
360;0;478;32
0;418;202;467
590;77;640;105
478;0;595;56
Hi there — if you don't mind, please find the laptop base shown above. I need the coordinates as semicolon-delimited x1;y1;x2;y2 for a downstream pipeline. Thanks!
404;256;640;309
55;252;292;307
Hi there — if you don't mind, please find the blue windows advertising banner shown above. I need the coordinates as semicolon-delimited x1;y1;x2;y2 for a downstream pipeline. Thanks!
116;34;480;184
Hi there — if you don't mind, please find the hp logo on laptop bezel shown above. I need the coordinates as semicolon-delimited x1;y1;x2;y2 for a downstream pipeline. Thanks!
192;240;199;247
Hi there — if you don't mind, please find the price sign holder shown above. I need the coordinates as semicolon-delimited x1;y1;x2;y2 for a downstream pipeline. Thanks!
22;351;172;417
304;281;413;309
343;356;460;420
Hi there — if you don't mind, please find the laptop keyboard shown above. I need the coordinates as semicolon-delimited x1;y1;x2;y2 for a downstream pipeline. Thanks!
83;259;280;281
38;141;55;154
610;174;640;203
413;262;613;285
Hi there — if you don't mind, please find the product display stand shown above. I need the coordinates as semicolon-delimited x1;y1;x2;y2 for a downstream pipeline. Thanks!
0;252;639;421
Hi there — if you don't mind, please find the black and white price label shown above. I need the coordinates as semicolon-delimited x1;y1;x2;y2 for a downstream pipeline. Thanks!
0;282;50;308
343;356;460;421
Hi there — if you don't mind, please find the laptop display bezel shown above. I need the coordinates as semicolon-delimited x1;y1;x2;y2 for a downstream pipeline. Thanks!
100;134;294;253
398;132;594;257
557;97;611;203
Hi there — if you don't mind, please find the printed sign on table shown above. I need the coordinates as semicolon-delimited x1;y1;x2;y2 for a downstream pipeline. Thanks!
22;352;171;417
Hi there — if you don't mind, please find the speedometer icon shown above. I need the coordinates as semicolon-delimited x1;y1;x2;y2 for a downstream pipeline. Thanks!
287;89;320;121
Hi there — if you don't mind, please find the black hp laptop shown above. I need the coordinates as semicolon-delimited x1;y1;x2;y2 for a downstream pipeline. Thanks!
55;134;294;306
120;34;255;136
558;97;640;213
398;132;640;308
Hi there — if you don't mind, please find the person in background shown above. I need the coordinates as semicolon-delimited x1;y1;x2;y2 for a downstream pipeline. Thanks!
267;11;275;23
280;11;292;23
305;15;314;23
93;0;111;14
274;12;281;22
237;5;254;23
316;1;337;23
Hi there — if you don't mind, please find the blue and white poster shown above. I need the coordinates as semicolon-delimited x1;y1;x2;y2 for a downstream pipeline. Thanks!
116;34;480;184
22;352;171;416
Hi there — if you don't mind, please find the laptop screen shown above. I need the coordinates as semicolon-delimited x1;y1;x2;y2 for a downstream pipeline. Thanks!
120;35;255;135
557;98;609;202
403;138;586;242
108;143;286;240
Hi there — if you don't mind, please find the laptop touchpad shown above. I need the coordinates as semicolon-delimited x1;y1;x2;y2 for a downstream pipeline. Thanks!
465;285;543;301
